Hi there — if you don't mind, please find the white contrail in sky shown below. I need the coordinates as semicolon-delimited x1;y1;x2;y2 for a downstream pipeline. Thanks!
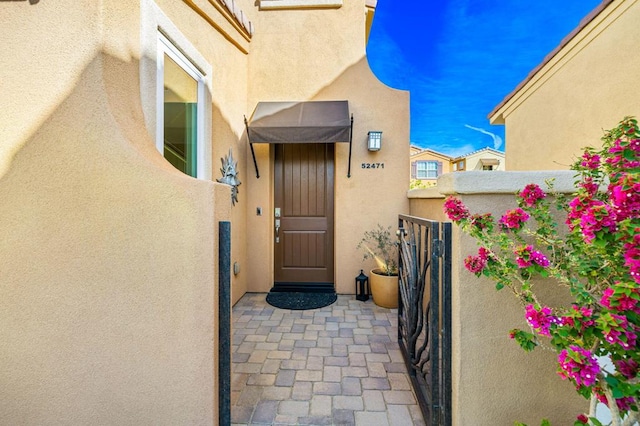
464;124;503;150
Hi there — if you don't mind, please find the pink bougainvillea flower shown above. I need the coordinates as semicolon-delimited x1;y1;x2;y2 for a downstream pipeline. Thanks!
567;195;593;229
464;247;492;274
599;312;637;349
606;142;640;170
530;250;550;267
609;175;640;221
594;389;636;412
608;138;625;156
623;233;640;284
579;177;599;196
518;183;547;207
600;287;616;308
499;208;530;231
614;396;635;412
525;304;556;337
602;314;637;349
464;254;486;274
614;358;639;380
478;246;491;260
595;389;608;405
443;196;469;222
557;346;600;387
604;328;623;345
577;202;617;243
516;256;532;268
576;414;589;424
515;245;550;269
566;193;618;241
558;315;575;327
566;305;595;330
579;306;593;318
600;284;640;312
580;151;601;170
607;137;640;170
558;305;597;332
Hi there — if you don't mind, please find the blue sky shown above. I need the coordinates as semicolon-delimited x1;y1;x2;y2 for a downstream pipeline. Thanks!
366;0;602;157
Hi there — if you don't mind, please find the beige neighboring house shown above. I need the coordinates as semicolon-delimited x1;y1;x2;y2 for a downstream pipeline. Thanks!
488;0;640;170
410;144;423;156
0;1;409;424
452;147;505;172
410;148;453;184
409;146;503;188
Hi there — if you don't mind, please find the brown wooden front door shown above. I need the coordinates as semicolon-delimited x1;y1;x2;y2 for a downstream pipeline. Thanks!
274;143;334;289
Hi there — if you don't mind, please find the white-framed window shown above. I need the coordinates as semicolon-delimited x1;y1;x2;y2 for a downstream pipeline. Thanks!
416;161;439;179
156;33;206;179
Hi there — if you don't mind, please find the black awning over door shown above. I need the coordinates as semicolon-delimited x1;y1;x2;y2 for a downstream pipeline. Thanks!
247;101;351;144
245;100;354;178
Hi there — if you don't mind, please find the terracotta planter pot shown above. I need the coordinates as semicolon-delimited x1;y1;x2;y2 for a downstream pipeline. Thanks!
369;268;398;309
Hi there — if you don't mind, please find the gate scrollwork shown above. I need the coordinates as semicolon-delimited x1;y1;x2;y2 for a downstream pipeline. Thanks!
397;215;452;426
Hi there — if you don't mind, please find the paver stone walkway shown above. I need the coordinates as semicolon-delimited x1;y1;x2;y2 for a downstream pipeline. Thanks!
231;293;426;426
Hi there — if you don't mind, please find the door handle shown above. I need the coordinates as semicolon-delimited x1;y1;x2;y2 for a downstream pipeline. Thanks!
275;218;280;243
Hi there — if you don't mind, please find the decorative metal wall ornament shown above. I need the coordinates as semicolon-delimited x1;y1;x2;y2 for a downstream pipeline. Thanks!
216;148;241;206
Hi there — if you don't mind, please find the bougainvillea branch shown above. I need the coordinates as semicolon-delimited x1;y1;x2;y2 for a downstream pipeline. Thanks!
444;117;640;425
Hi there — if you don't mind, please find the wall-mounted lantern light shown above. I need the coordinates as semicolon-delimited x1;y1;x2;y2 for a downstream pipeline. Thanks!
367;131;382;151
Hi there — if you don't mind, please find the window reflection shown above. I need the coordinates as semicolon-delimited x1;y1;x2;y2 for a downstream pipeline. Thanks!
163;53;198;176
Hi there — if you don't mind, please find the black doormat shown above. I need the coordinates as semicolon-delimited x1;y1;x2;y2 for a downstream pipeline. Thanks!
266;291;337;310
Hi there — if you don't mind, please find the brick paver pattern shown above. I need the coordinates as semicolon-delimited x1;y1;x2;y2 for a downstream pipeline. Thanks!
231;293;426;426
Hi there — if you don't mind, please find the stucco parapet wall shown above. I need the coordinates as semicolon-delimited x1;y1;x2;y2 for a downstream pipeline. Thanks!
259;0;342;9
407;186;445;199
436;170;578;195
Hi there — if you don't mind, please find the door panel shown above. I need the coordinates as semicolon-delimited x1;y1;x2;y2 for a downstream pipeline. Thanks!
274;144;334;286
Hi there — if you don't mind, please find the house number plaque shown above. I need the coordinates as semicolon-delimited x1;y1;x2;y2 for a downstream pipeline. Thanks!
361;163;385;169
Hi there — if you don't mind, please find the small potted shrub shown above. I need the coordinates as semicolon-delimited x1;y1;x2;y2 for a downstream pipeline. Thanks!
357;224;399;308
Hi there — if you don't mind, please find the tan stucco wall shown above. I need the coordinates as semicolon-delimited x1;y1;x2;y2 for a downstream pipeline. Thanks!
1;0;408;421
0;1;243;423
409;171;586;424
329;59;410;294
407;187;448;222
0;54;225;426
245;1;410;294
141;0;252;304
490;0;640;171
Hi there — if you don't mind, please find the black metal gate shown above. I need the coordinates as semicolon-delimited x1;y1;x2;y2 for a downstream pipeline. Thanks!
397;215;452;426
